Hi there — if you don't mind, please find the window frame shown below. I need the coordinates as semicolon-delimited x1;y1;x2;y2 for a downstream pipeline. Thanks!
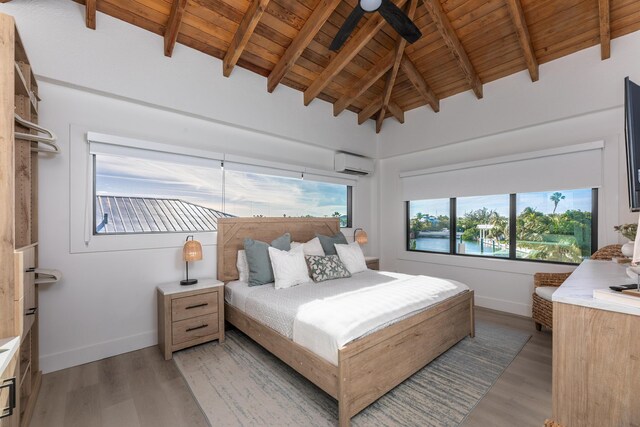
86;131;358;239
406;188;599;266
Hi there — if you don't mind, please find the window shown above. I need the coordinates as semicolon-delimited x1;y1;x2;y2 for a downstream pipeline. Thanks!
94;153;224;235
407;188;597;265
407;198;450;253
456;195;510;258
516;189;594;263
224;169;352;228
93;151;353;235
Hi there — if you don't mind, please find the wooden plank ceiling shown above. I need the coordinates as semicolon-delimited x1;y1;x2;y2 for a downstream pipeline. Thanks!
66;0;640;133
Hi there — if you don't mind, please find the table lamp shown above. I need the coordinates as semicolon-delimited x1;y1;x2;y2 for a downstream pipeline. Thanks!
354;228;368;245
181;235;202;286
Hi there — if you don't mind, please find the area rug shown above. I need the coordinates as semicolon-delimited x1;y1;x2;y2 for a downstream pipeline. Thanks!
174;319;530;426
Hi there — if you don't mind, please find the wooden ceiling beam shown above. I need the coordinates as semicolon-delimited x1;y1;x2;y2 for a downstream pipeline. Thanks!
223;0;271;77
164;0;188;57
376;0;417;133
598;0;611;60
333;51;395;117
422;0;482;99
268;0;341;93
358;98;403;125
86;0;96;30
400;54;439;112
359;101;381;125
387;101;405;124
505;0;538;82
304;0;409;106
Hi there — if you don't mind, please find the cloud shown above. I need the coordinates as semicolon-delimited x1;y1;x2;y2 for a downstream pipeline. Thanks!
96;155;348;218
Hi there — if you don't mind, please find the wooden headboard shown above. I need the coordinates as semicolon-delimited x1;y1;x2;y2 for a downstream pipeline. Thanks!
216;217;340;283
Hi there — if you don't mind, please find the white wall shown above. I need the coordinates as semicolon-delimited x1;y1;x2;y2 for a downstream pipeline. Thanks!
377;33;640;316
8;0;640;371
2;0;376;155
0;1;378;373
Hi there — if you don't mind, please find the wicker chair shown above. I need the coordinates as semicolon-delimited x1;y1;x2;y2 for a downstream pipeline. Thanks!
532;244;624;331
590;244;625;260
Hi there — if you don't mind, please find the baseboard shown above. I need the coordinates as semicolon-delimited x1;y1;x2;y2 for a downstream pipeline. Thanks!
39;297;529;373
474;295;531;317
40;330;157;374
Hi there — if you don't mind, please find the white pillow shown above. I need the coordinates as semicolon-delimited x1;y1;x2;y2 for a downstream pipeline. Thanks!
291;237;325;257
237;250;250;283
302;237;325;256
335;242;367;274
268;245;311;290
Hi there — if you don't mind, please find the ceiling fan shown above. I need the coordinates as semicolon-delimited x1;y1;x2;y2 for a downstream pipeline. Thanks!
330;0;422;52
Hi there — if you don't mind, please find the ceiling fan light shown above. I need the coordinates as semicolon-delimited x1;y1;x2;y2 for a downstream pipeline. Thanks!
360;0;382;12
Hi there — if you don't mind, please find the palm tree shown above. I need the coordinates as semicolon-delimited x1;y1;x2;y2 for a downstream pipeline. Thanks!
550;192;566;213
517;207;546;241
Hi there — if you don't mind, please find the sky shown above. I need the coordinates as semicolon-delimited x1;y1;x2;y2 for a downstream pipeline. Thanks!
409;189;592;219
94;154;348;218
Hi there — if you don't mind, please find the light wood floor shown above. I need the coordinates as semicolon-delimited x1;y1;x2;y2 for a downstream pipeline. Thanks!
462;308;553;426
30;308;551;427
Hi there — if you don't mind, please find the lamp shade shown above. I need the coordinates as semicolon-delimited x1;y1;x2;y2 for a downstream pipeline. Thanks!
354;228;368;245
183;236;203;262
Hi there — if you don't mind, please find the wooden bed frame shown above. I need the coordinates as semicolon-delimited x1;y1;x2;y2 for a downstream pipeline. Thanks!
217;217;475;426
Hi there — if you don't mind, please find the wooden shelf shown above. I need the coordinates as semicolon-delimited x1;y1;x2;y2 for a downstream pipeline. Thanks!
1;15;42;427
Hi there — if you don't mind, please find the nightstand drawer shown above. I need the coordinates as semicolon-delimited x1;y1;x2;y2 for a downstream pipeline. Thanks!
172;314;219;345
366;260;379;270
171;291;218;322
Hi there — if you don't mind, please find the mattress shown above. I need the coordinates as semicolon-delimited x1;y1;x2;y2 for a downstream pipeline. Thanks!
225;269;469;365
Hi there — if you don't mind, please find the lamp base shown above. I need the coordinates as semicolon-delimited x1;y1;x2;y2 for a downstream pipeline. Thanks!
180;279;198;286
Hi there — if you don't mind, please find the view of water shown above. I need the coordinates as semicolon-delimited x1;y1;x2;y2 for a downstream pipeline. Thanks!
413;237;508;257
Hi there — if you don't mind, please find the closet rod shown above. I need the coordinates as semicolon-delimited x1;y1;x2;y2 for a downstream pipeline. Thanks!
14;113;60;154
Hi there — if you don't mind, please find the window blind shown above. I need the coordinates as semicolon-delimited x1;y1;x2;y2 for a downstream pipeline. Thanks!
400;142;603;201
87;132;223;169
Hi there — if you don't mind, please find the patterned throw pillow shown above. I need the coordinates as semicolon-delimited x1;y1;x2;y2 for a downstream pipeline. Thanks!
305;255;352;283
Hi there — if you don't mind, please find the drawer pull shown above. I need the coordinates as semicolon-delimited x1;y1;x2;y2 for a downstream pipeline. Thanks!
0;377;16;419
25;307;37;316
185;303;208;310
186;324;208;332
25;267;35;273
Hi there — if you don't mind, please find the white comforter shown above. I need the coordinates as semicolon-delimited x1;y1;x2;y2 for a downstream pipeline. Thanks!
292;273;468;364
225;270;469;365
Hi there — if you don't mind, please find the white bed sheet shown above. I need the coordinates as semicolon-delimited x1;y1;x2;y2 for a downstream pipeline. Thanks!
224;270;469;365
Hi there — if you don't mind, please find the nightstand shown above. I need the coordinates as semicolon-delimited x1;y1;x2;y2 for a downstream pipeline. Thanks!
365;256;380;270
157;279;224;360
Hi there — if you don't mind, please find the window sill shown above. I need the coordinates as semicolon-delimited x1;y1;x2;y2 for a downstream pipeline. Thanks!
398;250;577;276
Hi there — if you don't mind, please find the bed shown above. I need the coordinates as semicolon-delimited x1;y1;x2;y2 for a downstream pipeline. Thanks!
217;217;475;427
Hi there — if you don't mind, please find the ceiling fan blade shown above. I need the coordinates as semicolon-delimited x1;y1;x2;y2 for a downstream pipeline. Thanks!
378;0;422;44
330;5;366;51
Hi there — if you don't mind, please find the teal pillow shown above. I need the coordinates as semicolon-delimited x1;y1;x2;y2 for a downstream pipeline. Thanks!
244;233;291;287
316;232;348;256
306;255;351;283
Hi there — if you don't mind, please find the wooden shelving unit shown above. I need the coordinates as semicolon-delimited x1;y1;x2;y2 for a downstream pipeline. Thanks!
0;13;43;427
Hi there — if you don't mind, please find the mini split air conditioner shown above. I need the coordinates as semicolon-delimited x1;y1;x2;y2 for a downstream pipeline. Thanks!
334;152;374;176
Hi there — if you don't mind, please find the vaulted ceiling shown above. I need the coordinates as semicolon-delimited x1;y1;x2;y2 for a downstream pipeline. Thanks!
66;0;640;132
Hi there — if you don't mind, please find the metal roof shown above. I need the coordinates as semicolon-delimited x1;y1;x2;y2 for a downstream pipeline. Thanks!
95;196;234;234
